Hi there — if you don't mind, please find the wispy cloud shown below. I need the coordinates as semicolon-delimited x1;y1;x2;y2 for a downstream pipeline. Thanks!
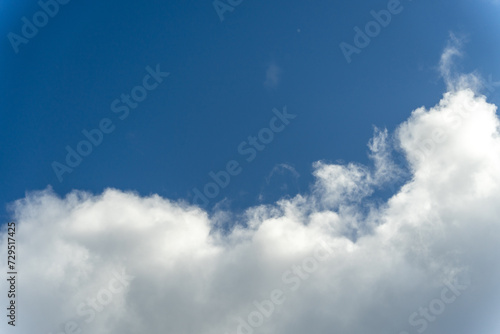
439;33;481;92
264;63;281;89
265;163;300;184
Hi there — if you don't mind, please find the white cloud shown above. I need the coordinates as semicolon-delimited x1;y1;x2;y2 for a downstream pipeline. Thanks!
265;164;300;183
3;42;500;334
259;163;301;202
439;33;482;92
264;63;281;89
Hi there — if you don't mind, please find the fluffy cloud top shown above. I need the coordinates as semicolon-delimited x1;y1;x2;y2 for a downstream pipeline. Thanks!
2;45;500;334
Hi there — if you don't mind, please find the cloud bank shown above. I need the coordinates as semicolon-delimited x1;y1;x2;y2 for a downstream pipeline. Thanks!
2;44;500;334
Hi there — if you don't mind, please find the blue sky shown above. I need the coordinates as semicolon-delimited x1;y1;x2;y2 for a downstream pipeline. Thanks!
1;0;500;219
3;1;500;334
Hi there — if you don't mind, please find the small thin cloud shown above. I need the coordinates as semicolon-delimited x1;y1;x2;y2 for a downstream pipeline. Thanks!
265;163;300;184
439;32;499;96
258;163;300;202
439;32;481;92
264;63;281;89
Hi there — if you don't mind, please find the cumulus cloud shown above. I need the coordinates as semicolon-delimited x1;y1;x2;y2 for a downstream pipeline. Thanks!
2;42;500;334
